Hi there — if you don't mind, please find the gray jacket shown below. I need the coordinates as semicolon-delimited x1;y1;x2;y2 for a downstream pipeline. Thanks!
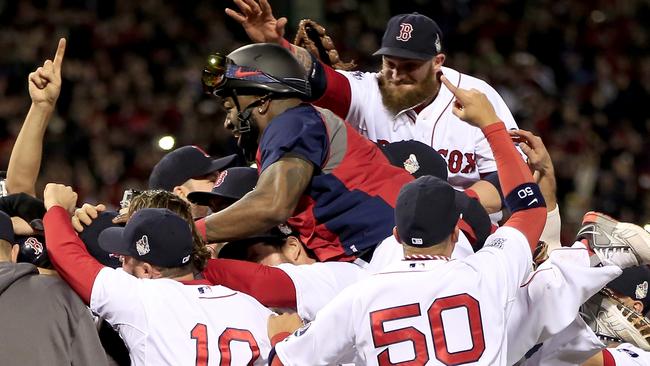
0;262;108;366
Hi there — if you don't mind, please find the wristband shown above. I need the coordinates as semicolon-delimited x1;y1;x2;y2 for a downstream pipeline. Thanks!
504;183;546;213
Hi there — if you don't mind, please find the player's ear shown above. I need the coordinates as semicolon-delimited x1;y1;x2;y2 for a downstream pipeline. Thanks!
141;262;156;279
173;184;190;200
257;98;271;115
632;300;644;314
10;244;19;263
433;53;445;68
392;226;401;244
283;236;302;263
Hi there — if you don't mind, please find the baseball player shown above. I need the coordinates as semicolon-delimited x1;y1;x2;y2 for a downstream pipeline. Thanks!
148;145;239;218
226;0;519;213
200;42;413;262
266;80;546;365
43;184;277;365
0;211;108;365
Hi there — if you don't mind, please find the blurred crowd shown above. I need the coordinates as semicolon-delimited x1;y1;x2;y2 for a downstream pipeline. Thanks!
1;0;649;241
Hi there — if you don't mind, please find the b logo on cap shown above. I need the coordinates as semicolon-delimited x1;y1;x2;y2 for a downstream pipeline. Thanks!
396;23;413;42
24;237;44;255
214;170;228;188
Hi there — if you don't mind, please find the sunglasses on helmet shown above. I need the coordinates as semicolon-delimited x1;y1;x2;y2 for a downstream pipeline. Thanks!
201;53;282;96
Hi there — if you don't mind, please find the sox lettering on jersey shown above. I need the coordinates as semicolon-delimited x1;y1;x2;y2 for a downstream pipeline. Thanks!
437;149;477;174
396;23;413;42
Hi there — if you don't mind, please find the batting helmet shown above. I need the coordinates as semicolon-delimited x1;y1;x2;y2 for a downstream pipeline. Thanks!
202;43;311;100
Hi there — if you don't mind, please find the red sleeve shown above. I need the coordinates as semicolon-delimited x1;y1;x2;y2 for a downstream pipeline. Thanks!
43;206;104;304
312;63;352;119
482;122;546;250
202;259;297;309
194;217;207;240
602;349;616;366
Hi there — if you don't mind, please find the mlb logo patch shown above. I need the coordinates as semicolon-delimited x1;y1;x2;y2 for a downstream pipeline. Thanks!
411;238;423;245
198;286;212;295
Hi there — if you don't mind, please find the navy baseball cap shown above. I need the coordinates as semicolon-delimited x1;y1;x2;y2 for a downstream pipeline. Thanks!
148;146;238;191
374;13;443;61
608;265;650;315
187;167;258;206
378;140;448;180
0;211;13;244
0;193;46;223
15;235;51;268
98;208;193;268
79;211;122;268
218;223;297;260
395;175;460;247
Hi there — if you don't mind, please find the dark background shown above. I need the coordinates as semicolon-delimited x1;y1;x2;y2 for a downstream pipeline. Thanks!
0;0;648;242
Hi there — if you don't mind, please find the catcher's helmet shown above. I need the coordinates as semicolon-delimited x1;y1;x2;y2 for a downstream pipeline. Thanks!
202;43;311;99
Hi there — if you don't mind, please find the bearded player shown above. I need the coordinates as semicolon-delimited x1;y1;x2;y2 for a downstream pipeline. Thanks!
226;0;518;214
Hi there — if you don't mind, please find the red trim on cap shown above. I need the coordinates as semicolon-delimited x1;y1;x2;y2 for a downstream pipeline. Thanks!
191;145;211;157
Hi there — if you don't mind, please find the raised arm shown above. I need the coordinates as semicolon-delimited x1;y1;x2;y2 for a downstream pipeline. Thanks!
225;0;353;117
204;156;313;242
511;128;560;249
7;39;66;196
42;183;104;304
441;76;546;250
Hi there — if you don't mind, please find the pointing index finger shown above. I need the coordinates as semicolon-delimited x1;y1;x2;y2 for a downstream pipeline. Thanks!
53;38;66;73
440;74;458;96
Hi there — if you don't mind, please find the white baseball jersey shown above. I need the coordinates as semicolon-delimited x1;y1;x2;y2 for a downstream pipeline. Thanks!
274;226;531;365
517;317;605;366
276;261;368;322
340;66;519;190
606;344;650;365
365;230;474;274
507;242;622;365
90;268;273;366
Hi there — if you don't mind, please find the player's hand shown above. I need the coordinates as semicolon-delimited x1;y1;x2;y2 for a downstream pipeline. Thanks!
509;129;554;178
43;183;78;213
71;203;107;232
267;312;304;340
28;38;66;110
11;217;36;236
225;0;287;43
440;75;499;128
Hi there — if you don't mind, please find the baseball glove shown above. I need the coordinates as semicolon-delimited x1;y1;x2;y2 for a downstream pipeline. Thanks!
293;19;356;71
580;288;650;350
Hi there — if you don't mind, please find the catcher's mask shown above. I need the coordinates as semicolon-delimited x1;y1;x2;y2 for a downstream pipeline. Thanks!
202;44;311;162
